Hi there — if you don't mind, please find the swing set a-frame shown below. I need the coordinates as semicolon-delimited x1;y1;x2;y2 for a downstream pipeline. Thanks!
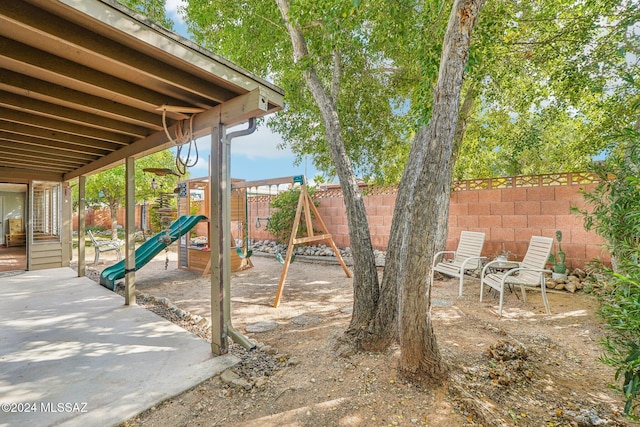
233;175;352;307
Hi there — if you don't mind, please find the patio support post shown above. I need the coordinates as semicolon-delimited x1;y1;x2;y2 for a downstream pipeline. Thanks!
62;182;72;266
124;156;136;305
77;175;86;277
210;123;227;355
221;122;256;350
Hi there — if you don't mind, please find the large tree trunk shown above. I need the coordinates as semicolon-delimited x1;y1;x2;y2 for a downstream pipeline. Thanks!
275;0;380;341
368;0;485;381
362;1;484;356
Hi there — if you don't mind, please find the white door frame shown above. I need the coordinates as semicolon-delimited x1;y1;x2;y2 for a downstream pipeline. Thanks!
0;196;4;245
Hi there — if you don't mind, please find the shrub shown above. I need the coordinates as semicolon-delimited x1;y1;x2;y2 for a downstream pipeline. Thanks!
599;264;640;418
265;187;319;244
575;114;640;417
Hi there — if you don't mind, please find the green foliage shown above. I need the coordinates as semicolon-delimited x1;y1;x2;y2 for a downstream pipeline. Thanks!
81;150;181;235
119;0;174;30
85;150;180;208
548;230;567;274
574;100;640;417
183;0;449;184
455;0;640;179
265;187;318;244
181;0;640;183
572;140;640;265
599;268;640;418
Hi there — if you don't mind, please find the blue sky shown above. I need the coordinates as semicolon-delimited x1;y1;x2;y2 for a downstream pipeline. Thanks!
164;1;317;183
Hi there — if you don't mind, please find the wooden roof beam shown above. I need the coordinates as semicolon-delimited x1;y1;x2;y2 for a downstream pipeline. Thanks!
64;87;283;180
0;69;163;130
0;166;62;183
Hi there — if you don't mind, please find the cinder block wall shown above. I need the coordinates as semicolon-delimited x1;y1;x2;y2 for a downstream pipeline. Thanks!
248;175;610;269
73;205;144;232
76;174;610;269
447;183;608;269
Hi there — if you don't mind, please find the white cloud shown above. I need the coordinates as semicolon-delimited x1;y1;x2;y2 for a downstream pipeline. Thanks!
189;123;291;161
165;0;186;25
191;155;209;172
228;122;293;160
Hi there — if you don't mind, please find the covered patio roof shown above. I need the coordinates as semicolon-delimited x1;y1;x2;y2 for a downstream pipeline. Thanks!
0;0;284;183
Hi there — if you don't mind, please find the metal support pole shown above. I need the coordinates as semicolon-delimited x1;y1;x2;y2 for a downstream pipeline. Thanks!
124;156;136;305
221;123;255;350
77;175;86;277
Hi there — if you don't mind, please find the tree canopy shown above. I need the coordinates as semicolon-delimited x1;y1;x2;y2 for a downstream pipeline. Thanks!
181;0;639;183
183;0;450;184
84;150;181;236
454;0;640;179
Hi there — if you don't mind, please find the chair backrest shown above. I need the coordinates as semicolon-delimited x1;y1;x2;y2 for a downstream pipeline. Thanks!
87;230;99;245
8;218;23;235
454;231;485;262
519;235;554;282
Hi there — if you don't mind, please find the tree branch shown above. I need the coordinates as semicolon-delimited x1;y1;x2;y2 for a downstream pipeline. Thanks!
275;0;309;62
331;50;342;107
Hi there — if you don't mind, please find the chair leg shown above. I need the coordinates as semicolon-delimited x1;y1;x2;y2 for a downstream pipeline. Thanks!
479;279;485;302
541;290;551;314
458;274;464;297
94;249;100;265
115;246;122;261
540;278;551;315
498;284;504;317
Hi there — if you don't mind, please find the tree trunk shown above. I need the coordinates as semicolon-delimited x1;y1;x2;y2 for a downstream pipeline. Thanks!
110;202;119;240
275;0;380;342
362;4;483;354
451;84;476;168
374;0;485;382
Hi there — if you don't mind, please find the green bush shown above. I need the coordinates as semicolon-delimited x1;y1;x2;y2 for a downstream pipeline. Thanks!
575;115;640;417
599;264;640;418
265;187;319;244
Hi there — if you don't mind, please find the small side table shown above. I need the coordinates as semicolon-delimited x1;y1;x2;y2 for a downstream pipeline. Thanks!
484;260;521;299
488;261;519;273
5;233;26;247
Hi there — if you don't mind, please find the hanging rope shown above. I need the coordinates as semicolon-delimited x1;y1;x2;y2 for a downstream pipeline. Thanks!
161;109;199;176
175;114;198;175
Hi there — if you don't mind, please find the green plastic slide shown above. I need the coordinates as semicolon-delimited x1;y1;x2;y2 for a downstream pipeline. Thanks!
99;215;207;290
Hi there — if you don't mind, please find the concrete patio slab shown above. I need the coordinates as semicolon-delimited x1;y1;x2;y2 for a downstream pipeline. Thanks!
0;268;237;427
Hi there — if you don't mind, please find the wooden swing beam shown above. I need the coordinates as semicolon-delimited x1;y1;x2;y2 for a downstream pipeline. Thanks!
231;176;298;189
273;177;351;307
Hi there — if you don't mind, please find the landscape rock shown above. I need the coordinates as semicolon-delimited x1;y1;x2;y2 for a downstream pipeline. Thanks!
220;369;252;390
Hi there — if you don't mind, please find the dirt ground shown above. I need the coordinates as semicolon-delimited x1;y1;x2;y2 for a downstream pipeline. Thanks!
85;248;635;427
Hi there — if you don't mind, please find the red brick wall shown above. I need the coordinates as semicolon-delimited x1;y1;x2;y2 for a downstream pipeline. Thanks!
73;205;144;231
75;174;610;269
447;183;608;269
248;176;610;269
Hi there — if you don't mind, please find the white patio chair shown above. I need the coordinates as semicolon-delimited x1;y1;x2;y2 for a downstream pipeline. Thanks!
480;235;554;316
88;230;123;265
431;231;486;296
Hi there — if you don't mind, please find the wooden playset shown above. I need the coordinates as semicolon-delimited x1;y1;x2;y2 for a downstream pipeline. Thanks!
232;175;351;307
175;174;350;307
176;177;253;274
